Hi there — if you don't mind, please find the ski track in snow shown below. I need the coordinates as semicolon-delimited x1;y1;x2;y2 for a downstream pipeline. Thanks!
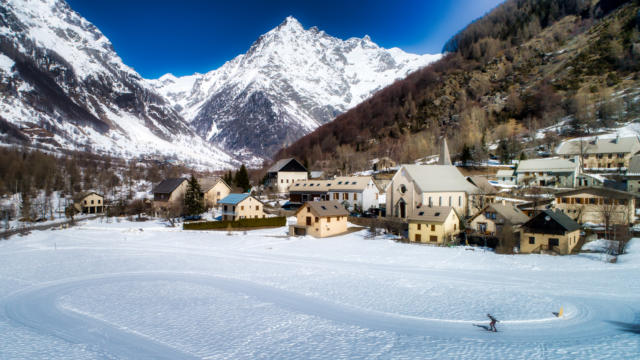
2;271;636;359
1;221;639;358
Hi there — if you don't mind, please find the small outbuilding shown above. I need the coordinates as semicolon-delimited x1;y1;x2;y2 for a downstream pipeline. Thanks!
291;201;349;238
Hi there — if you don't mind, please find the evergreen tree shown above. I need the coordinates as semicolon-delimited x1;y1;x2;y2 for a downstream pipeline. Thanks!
460;144;473;166
183;175;204;216
224;170;233;185
234;164;251;192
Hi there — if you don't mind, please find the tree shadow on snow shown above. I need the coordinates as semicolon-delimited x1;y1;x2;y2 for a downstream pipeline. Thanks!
608;320;640;335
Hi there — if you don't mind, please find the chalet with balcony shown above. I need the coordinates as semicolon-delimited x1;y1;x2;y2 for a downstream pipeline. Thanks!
219;193;264;221
519;210;581;255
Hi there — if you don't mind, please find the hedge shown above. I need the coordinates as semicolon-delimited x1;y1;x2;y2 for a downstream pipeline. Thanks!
183;216;286;230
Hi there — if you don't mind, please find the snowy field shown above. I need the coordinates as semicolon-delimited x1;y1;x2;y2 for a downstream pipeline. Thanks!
0;219;639;359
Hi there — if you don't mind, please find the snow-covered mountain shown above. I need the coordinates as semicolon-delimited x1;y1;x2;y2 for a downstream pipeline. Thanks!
0;0;237;168
149;17;440;159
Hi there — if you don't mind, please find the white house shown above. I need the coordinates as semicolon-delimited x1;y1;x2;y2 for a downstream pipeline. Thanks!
289;176;380;212
266;158;308;194
514;158;579;187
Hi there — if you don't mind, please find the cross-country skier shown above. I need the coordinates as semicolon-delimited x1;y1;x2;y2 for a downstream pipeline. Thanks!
487;314;498;332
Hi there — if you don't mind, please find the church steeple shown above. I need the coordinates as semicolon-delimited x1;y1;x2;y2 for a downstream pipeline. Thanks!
438;137;452;165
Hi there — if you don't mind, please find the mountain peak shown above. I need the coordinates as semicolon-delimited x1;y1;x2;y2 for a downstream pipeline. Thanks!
276;16;303;31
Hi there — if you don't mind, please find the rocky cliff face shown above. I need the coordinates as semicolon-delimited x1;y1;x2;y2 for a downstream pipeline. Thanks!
0;0;236;168
150;17;440;159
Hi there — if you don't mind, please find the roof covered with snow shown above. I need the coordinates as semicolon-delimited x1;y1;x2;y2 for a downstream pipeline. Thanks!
496;169;515;177
401;165;479;194
557;136;640;155
290;176;374;192
515;159;578;173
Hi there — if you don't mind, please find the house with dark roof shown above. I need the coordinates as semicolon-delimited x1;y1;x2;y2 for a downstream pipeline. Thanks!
198;177;231;208
519;210;581;255
266;158;308;193
469;201;529;236
73;191;104;214
553;187;636;225
218;193;264;221
292;200;349;238
153;178;188;210
407;206;460;244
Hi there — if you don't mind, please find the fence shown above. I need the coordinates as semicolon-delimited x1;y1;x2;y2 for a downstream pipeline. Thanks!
183;216;286;230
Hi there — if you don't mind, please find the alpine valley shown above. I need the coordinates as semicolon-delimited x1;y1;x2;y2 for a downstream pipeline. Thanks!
0;0;440;168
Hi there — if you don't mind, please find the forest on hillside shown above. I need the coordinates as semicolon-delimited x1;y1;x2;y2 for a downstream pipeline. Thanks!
275;0;640;175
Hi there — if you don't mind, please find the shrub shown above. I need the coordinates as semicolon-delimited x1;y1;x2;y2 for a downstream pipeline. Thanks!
183;216;286;230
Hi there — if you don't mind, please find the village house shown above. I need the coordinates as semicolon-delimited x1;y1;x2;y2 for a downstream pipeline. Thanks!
494;169;516;185
385;164;479;220
265;158;308;194
198;177;231;208
371;157;397;172
407;206;461;244
553;187;636;225
291;200;349;238
289;176;380;212
514;158;579;187
575;173;606;188
519;209;581;255
624;154;640;193
556;136;640;170
218;193;264;221
153;178;188;210
73;192;104;214
469;201;529;236
466;175;498;213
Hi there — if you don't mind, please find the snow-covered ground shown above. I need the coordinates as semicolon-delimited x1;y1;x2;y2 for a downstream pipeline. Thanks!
1;219;639;359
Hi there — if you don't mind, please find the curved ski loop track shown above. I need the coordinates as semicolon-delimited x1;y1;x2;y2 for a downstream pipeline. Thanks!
2;272;636;359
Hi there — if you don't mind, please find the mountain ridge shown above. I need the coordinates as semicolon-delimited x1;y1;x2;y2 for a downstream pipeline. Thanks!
0;0;238;168
149;15;440;160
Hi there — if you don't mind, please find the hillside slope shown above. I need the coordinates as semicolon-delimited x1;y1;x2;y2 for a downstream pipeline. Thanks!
276;0;640;172
0;0;237;168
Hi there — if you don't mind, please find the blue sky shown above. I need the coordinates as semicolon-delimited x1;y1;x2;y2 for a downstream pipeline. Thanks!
66;0;503;79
